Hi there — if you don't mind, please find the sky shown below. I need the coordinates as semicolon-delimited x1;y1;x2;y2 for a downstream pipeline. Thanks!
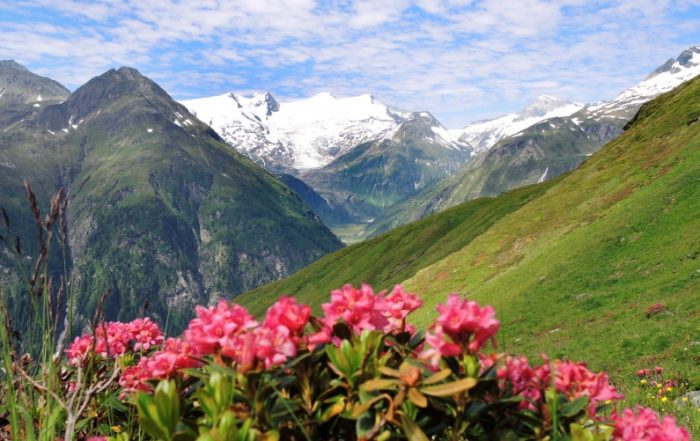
1;1;700;128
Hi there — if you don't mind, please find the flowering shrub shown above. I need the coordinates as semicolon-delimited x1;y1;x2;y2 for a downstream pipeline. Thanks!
60;284;690;440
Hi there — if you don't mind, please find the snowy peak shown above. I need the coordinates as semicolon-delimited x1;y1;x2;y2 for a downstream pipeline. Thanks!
519;95;581;119
647;45;700;79
589;45;700;118
455;95;584;152
394;112;468;151
182;92;408;170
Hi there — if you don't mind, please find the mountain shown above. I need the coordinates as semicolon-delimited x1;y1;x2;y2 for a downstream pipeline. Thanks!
370;45;700;233
0;65;342;332
299;111;471;241
182;92;408;171
0;60;70;126
236;74;700;381
453;95;585;152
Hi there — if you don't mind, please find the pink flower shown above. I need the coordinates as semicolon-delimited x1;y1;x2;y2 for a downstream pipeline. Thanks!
121;337;200;396
637;368;650;377
420;325;461;369
321;284;388;335
381;285;423;332
263;296;311;334
88;321;139;358
65;335;94;366
432;294;500;354
183;301;257;355
497;355;546;410
553;360;623;415
613;406;690;441
222;331;257;373
119;365;152;396
254;326;297;369
128;318;164;351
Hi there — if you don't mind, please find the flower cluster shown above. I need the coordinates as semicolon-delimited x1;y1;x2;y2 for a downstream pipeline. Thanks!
636;366;688;411
183;300;258;355
612;406;690;441
311;284;423;346
63;284;690;440
421;294;499;367
119;337;201;395
495;355;623;415
65;318;164;366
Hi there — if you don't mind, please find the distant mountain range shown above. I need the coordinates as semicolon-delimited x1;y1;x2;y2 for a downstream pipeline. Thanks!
184;45;700;242
0;62;341;333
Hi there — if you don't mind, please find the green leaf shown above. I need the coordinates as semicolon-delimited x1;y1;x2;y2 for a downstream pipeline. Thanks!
400;414;429;441
421;377;477;397
351;394;392;418
361;378;398;391
560;396;589;418
422;369;452;385
408;388;428;408
356;411;376;437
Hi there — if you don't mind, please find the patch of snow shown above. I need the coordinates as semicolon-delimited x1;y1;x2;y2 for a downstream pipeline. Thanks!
572;117;582;125
537;167;549;183
47;129;55;135
147;128;153;133
61;128;68;133
456;96;584;153
33;103;40;107
36;95;42;102
174;119;182;127
183;91;408;170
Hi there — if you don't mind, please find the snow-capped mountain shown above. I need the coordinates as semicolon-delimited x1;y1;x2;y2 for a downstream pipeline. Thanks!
587;45;700;118
452;95;585;153
182;92;411;170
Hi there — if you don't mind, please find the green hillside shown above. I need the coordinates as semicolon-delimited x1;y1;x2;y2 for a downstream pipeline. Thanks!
0;66;342;333
237;76;700;382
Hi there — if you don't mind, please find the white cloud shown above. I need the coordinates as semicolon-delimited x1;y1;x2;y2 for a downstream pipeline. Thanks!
0;0;698;126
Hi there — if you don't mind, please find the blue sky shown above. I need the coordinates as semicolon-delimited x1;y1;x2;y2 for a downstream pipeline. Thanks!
1;0;699;127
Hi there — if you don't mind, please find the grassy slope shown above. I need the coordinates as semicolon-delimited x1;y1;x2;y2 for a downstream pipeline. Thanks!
238;77;700;385
403;77;700;377
237;179;556;317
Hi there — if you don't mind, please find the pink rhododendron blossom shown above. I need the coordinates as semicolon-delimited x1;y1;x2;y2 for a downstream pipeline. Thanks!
613;406;690;441
381;285;423;332
92;322;133;357
263;295;311;334
120;337;200;396
128;317;164;351
421;295;499;365
221;325;298;371
183;300;257;355
553;360;623;415
420;325;461;369
65;335;94;366
222;331;257;373
435;294;499;353
321;283;389;334
497;355;547;410
119;365;152;396
255;326;297;369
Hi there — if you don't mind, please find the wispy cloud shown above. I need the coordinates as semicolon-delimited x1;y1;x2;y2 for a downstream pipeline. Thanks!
1;0;699;126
